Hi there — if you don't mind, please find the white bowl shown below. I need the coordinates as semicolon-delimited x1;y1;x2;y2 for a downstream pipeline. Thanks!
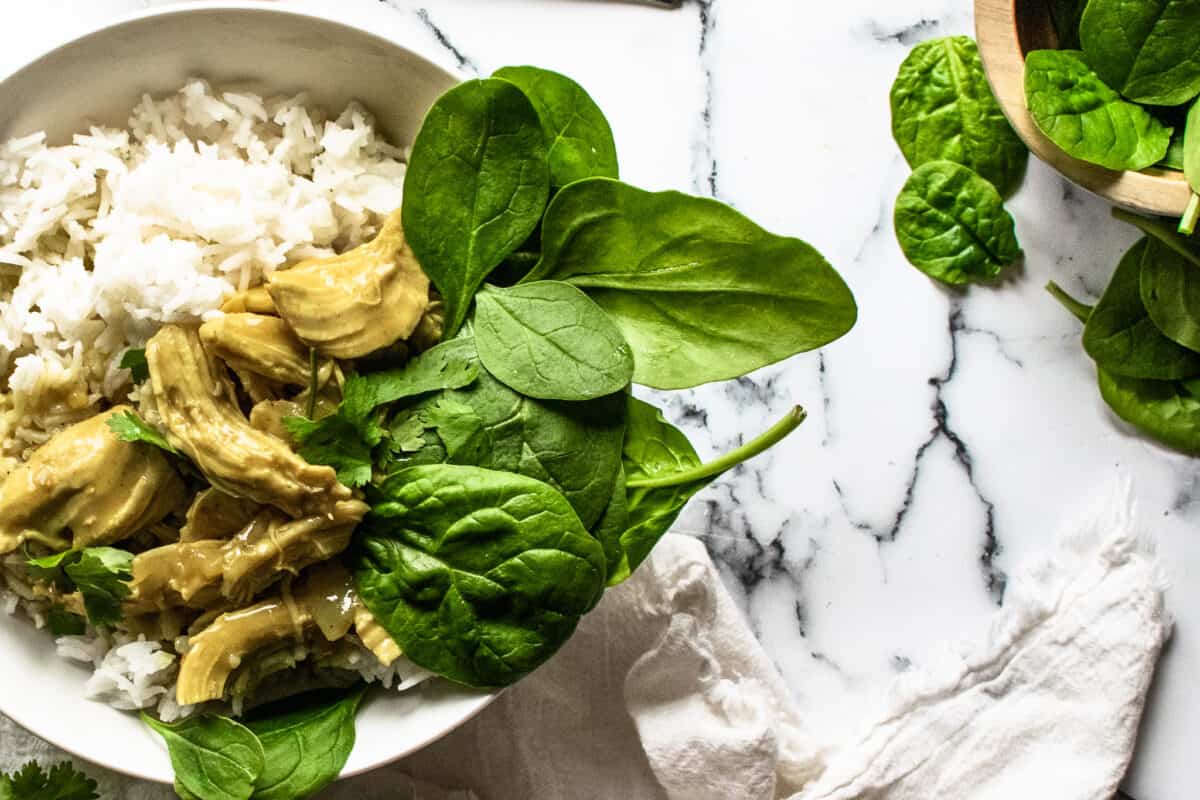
0;1;494;785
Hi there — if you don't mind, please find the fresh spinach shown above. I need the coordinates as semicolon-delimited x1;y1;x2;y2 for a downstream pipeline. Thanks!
1098;370;1200;453
493;66;619;187
893;160;1022;284
590;465;630;589
1045;281;1094;323
142;714;264;800
890;36;1028;197
398;351;626;529
402;78;550;336
612;399;807;584
1024;49;1172;171
119;348;149;384
1079;0;1200;107
1139;234;1200;351
1082;237;1200;378
474;281;634;401
355;464;607;687
525;178;857;390
1181;98;1200;234
26;547;133;629
245;688;364;800
1050;0;1088;49
287;338;480;487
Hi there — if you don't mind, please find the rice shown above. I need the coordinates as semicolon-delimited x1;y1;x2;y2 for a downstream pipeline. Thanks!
0;80;430;717
0;78;406;462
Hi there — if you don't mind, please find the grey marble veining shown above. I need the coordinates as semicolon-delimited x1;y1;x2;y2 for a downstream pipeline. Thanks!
2;1;1194;798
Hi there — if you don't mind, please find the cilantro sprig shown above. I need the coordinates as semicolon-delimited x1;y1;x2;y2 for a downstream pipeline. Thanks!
26;547;134;629
0;760;98;800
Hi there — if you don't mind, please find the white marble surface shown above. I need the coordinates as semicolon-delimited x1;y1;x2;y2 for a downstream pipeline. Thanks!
2;1;1195;798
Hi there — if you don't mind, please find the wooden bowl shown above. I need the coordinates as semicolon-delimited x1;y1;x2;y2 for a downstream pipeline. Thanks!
975;0;1190;216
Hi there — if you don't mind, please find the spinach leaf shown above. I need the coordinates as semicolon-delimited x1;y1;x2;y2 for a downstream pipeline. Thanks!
1050;0;1088;49
1139;233;1200;351
474;281;634;401
287;338;480;487
402;78;550;336
493;66;619;187
893;160;1022;284
590;465;629;589
1083;237;1200;378
245;688;364;800
399;342;626;529
1098;370;1200;453
142;714;264;800
1024;49;1172;171
26;548;133;628
106;411;177;455
526;178;856;390
1079;0;1200;107
119;348;148;384
355;464;607;687
1045;281;1094;323
612;399;806;584
1181;98;1200;234
1161;128;1186;170
890;36;1028;197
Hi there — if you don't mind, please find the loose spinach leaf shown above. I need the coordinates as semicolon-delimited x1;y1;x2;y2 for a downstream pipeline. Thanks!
1050;0;1088;49
893;160;1022;284
1079;0;1200;107
474;281;634;401
1140;233;1200;351
493;65;619;187
355;464;607;687
47;605;85;636
245;688;364;800
1098;370;1200;453
890;36;1028;196
1181;98;1200;234
526;178;857;390
0;761;98;800
142;714;264;800
105;411;177;455
590;465;630;590
1161;128;1186;170
64;548;132;628
1083;237;1200;378
399;344;626;528
402;78;550;336
287;338;480;487
119;348;149;384
1046;280;1094;323
26;548;133;628
612;399;806;585
1024;49;1173;171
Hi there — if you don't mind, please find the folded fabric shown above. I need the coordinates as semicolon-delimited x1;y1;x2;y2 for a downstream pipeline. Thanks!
0;489;1168;799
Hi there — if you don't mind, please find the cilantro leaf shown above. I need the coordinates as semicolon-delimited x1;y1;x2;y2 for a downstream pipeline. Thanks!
284;415;375;488
106;411;177;455
289;338;480;486
47;605;86;636
0;761;98;800
119;348;149;383
64;548;133;629
25;550;81;591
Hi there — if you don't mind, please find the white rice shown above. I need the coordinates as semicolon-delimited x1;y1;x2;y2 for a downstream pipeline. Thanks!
0;78;406;464
0;80;429;717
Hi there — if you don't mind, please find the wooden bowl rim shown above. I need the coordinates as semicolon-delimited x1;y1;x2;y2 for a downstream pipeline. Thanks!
974;0;1189;216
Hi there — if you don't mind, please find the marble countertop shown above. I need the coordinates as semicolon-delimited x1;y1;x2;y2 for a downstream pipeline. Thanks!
6;1;1194;798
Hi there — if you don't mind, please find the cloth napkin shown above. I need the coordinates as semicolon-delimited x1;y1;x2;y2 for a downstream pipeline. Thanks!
0;489;1169;799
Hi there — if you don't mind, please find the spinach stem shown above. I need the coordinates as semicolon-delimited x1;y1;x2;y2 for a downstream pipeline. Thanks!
1180;194;1200;237
1113;207;1200;268
306;348;318;419
626;405;806;490
1044;281;1092;324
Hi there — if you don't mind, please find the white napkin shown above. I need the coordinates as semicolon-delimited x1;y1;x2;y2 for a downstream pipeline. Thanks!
0;490;1168;799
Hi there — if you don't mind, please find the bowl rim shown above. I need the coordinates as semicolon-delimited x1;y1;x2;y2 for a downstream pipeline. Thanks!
974;0;1191;217
0;0;497;787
